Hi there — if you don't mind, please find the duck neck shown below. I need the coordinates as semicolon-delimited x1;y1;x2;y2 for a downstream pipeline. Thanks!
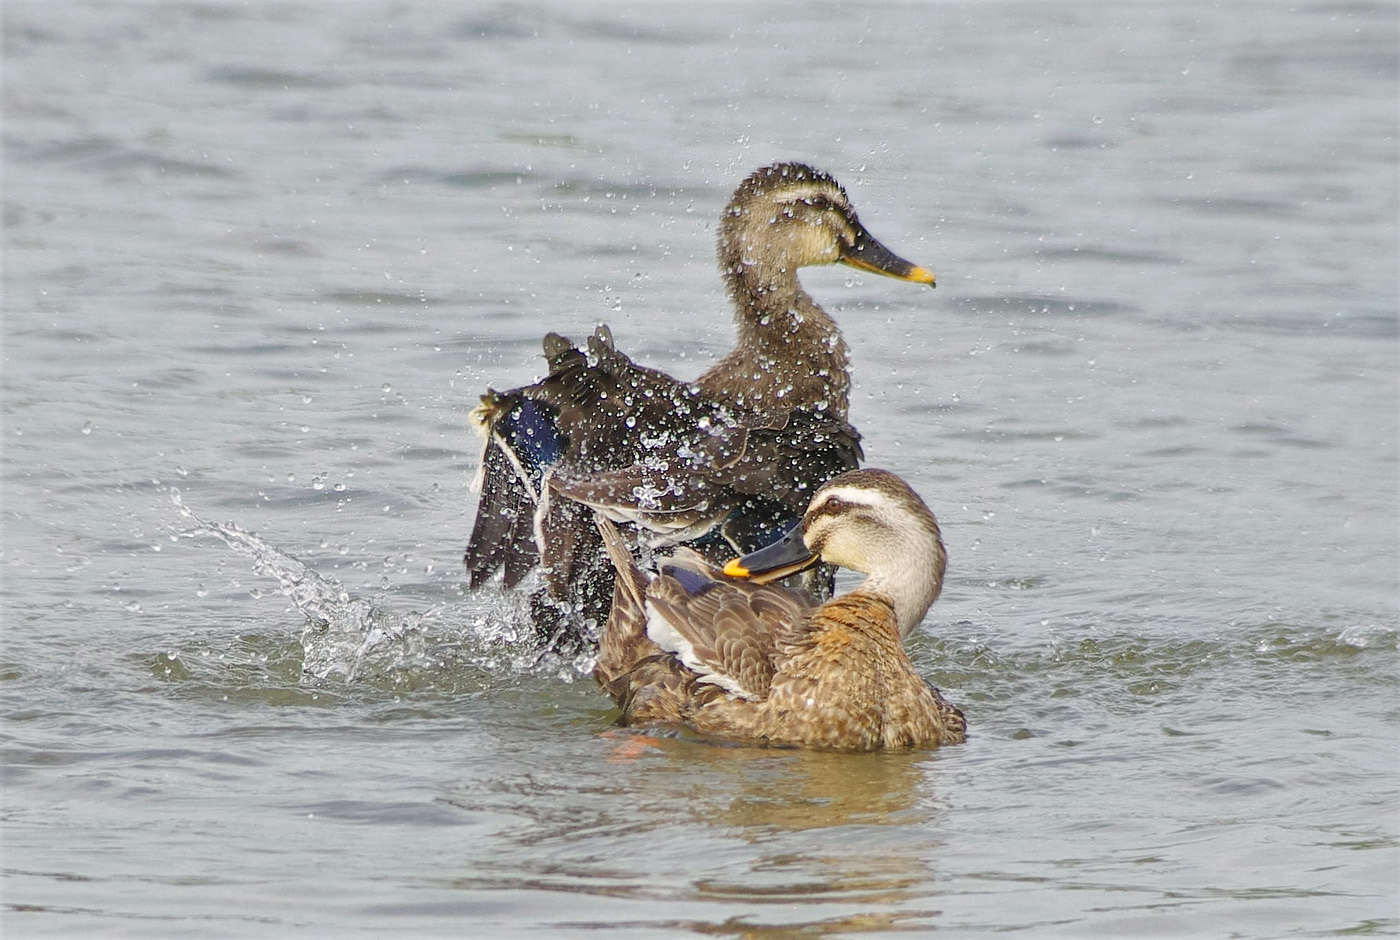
858;557;944;639
699;256;851;417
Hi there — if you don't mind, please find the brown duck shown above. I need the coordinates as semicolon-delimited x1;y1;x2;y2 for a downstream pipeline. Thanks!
464;164;936;649
595;468;966;751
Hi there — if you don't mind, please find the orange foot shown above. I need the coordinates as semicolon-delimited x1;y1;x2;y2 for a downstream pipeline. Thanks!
600;729;663;763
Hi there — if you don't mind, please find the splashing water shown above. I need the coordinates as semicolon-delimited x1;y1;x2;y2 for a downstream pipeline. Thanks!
170;494;430;681
167;491;595;684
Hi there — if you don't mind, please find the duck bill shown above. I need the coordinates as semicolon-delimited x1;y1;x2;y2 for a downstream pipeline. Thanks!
722;523;819;584
839;224;936;286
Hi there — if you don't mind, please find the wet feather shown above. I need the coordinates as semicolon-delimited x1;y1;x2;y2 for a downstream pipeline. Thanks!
594;469;966;751
465;164;935;649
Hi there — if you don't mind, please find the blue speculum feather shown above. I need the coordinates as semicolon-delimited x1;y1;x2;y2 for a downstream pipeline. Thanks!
662;565;721;597
504;401;564;476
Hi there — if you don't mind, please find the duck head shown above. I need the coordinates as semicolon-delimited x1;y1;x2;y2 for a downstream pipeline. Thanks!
723;468;947;636
718;163;936;299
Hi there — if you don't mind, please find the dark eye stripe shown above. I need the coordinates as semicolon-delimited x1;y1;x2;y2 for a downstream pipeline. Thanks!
806;495;869;528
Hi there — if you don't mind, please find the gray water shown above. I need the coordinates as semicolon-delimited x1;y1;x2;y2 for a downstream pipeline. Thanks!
3;2;1398;937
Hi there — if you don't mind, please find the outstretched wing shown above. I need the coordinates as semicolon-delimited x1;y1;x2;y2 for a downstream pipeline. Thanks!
464;415;543;589
463;326;710;588
719;407;864;511
464;326;861;649
549;404;862;556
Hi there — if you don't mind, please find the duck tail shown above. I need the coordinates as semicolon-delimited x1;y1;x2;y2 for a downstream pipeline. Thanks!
594;515;667;704
596;516;646;613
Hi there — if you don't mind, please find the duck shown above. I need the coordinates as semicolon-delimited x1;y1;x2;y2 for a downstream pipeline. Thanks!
593;468;966;751
464;163;936;650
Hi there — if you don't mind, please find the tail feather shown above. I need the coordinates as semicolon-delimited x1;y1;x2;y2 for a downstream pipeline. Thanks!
594;516;657;700
596;516;647;613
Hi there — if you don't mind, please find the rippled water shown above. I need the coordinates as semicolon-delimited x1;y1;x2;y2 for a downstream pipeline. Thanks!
4;1;1397;937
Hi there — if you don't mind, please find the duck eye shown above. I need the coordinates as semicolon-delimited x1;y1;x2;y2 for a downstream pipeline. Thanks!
804;195;831;211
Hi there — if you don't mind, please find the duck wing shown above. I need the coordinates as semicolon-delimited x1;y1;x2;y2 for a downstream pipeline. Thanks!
547;404;861;558
593;520;732;725
701;407;863;553
464;326;719;589
591;517;656;692
721;408;864;506
464;327;859;649
546;464;730;546
464;427;544;590
643;567;818;700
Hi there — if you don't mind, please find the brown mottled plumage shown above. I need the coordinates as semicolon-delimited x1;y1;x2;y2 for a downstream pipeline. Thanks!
594;469;966;751
463;164;936;650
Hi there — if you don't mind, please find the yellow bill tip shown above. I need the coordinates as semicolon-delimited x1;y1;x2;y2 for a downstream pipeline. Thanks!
906;265;936;286
722;559;750;579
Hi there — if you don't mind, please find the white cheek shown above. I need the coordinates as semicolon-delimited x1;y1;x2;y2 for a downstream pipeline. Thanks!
794;225;839;263
817;532;866;573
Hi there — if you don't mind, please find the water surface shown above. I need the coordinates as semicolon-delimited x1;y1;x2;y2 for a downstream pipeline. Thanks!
3;2;1397;937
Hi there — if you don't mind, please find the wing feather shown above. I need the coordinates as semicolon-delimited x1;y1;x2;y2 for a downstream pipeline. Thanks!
465;325;862;640
643;573;817;700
